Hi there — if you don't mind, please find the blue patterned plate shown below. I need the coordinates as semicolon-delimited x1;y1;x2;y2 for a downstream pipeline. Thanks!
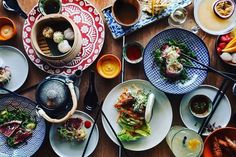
0;94;46;157
143;28;210;94
102;0;192;39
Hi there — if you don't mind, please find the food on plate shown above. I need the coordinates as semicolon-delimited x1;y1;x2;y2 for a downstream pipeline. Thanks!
0;108;37;147
53;31;64;43
64;28;74;40
211;136;236;157
0;66;11;86
145;93;155;123
140;0;170;16
42;26;54;38
114;85;154;141
58;40;72;53
216;33;236;64
154;40;196;83
0;25;14;40
213;0;235;19
189;95;212;118
57;117;89;142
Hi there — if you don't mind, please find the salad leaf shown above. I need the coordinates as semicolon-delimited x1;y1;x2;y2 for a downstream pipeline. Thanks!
118;129;141;141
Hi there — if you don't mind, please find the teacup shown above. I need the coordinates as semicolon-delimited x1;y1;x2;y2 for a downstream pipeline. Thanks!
112;0;142;27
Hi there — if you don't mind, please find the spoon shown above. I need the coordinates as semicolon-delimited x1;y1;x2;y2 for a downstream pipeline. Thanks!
3;0;27;19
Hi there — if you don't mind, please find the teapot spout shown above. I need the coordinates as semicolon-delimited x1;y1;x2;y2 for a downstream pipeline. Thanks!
69;70;83;86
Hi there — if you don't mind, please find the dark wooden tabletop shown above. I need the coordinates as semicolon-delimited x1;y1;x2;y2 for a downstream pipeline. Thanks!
0;0;236;157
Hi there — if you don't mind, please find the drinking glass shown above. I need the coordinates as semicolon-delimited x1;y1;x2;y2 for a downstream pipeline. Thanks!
166;126;204;157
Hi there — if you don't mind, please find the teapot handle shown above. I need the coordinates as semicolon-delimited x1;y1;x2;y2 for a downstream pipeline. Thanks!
37;81;77;123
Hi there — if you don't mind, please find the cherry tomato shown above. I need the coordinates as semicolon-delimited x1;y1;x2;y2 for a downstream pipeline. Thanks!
84;120;91;128
220;35;228;43
218;42;226;49
217;47;222;54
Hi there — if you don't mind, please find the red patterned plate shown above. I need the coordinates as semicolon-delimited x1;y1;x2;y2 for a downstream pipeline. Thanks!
23;0;105;75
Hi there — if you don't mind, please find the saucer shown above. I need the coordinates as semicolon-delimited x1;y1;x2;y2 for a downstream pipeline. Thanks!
180;85;231;136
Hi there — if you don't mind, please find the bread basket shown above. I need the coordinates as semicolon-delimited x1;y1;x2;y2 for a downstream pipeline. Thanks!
31;14;82;66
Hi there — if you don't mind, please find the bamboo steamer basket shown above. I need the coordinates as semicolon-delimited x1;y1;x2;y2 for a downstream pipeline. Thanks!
31;14;82;66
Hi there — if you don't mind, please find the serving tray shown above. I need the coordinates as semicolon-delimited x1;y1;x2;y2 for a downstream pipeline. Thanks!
102;0;192;39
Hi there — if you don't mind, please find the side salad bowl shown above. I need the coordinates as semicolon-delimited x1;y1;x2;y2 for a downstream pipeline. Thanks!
0;94;46;157
143;28;210;94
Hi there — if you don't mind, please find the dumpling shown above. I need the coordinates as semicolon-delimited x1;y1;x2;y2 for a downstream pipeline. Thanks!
58;40;72;53
42;26;54;38
53;31;64;43
64;28;74;40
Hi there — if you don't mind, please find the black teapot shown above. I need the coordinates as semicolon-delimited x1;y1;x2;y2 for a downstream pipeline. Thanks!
36;70;82;123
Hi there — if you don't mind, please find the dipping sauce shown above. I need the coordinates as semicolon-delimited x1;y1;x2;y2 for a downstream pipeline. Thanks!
40;0;61;15
197;0;236;31
112;0;140;26
189;95;212;117
124;42;143;64
0;25;14;40
97;54;121;79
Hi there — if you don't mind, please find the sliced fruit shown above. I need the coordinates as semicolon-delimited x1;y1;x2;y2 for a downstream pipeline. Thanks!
0;120;22;137
213;0;235;19
224;37;236;49
222;46;236;53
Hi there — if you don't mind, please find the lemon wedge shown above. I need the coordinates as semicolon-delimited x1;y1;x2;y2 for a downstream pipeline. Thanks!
187;139;201;151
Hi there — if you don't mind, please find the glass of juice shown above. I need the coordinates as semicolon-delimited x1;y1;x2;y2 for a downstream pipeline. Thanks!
166;126;203;157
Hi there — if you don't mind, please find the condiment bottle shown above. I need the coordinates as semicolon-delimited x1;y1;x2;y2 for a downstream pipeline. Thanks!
84;70;98;112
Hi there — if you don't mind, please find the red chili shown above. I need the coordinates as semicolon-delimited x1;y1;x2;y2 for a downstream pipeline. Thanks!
84;120;92;128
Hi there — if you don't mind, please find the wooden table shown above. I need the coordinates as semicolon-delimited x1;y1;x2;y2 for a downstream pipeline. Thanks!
0;0;236;156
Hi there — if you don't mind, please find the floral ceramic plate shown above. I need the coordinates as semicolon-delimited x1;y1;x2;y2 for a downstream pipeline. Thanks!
23;0;105;75
0;94;46;157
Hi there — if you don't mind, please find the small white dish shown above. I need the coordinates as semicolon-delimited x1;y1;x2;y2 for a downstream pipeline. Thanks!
49;110;99;157
188;94;212;118
180;85;232;136
102;79;173;151
0;45;29;94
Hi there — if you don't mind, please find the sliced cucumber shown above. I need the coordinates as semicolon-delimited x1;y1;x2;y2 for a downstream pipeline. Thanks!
145;93;155;123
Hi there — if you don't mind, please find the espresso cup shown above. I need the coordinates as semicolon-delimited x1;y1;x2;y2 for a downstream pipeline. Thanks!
112;0;142;27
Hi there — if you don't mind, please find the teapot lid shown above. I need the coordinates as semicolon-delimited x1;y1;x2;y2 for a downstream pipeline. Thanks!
36;78;71;111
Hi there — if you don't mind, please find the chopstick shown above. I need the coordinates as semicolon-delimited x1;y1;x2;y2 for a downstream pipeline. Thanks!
101;110;130;157
183;65;236;78
180;53;236;82
82;101;104;157
198;79;229;135
118;36;126;157
121;36;126;83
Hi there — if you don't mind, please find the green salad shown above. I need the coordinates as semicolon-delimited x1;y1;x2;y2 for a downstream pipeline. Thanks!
154;39;196;83
114;85;151;141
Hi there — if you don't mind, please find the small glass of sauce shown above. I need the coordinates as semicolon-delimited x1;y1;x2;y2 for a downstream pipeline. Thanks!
96;54;121;79
112;0;141;27
189;95;212;118
39;0;62;16
123;42;143;64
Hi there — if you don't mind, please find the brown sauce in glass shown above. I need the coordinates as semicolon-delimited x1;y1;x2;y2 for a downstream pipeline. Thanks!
114;1;138;25
43;0;60;14
190;95;209;114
